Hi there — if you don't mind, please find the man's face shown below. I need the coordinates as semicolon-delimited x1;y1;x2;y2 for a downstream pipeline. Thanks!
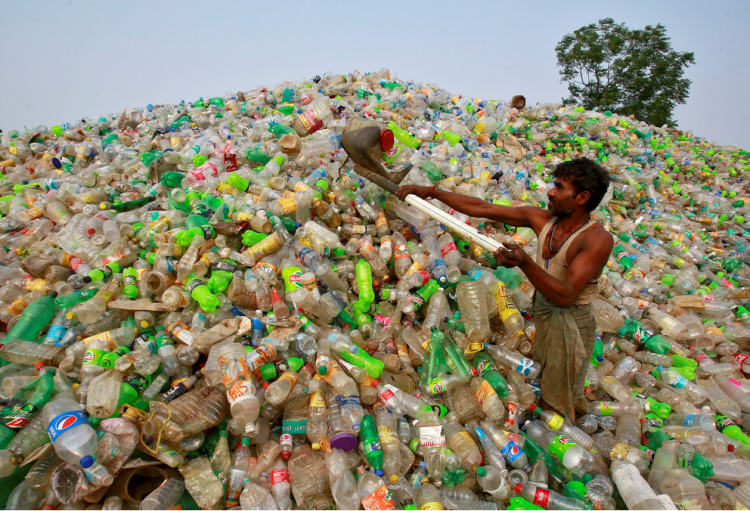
547;177;578;217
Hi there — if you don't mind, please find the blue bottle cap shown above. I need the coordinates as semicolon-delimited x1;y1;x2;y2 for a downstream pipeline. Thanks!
80;456;94;469
375;469;384;476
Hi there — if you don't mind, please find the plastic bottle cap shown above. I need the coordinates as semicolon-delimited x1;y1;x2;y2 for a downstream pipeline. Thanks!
476;466;486;477
80;456;94;469
140;321;150;328
34;362;44;371
390;475;399;483
375;469;384;476
515;484;523;493
282;451;291;460
350;346;358;354
312;443;320;450
657;366;663;371
318;366;327;376
220;430;228;437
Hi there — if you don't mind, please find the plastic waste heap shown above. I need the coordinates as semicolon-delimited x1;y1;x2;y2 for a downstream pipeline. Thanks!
0;67;750;510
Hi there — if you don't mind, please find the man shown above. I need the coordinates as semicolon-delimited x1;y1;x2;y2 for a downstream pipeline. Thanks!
396;158;613;420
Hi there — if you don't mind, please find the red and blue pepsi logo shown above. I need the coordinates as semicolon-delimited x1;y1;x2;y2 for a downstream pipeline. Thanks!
47;410;87;442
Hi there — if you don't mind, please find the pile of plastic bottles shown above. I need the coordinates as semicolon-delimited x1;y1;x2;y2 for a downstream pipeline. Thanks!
1;67;750;510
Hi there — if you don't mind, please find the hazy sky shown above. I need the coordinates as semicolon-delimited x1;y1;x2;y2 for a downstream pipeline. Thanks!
3;0;749;148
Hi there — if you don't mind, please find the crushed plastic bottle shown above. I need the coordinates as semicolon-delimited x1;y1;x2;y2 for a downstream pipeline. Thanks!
1;68;750;510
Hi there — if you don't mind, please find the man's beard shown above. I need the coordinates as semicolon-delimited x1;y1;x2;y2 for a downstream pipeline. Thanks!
548;198;574;217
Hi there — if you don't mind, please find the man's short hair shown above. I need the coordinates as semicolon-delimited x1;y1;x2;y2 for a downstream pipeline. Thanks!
553;158;611;211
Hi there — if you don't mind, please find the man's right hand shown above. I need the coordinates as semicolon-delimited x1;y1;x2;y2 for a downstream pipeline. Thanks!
395;185;434;201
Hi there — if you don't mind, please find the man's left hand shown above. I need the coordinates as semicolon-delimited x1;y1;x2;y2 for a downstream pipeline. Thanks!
493;242;529;269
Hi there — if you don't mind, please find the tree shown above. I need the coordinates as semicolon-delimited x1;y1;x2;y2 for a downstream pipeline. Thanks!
555;18;695;127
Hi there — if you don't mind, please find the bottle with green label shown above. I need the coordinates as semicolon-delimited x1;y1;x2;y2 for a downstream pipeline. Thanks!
612;245;633;270
472;352;509;397
715;416;750;445
360;414;384;476
0;367;55;449
617;319;671;355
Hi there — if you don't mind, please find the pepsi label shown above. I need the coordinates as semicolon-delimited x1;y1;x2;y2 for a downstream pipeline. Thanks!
47;410;88;442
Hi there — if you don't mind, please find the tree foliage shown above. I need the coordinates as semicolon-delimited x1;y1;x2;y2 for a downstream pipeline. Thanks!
555;18;695;126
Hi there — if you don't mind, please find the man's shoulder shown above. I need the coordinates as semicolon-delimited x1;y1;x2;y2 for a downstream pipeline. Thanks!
582;221;614;248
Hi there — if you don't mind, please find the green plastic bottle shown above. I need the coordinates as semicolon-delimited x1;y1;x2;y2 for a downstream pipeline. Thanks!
687;451;714;482
112;196;155;212
207;260;237;294
387;121;420;149
123;268;138;299
85;263;120;283
472;352;509;397
55;288;97;309
612;245;634;270
360;414;384;476
3;293;57;344
413;280;439;312
339;347;384;379
160;171;186;188
185;274;220;312
245;148;271;165
441;335;473;378
617;319;671;355
355;259;375;306
0;368;56;449
715;416;750;445
257;357;304;381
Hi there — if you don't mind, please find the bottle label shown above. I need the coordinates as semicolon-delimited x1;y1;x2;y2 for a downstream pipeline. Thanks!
599;401;613;416
733;352;749;369
277;197;297;215
0;400;39;430
83;348;105;366
186;278;205;293
298;107;324;135
125;372;150;393
546;413;564;431
226;467;246;503
440;241;457;257
379;387;395;404
515;357;535;376
46;324;66;342
672;374;688;388
378;425;399;444
362;484;395;510
213;261;237;273
609;442;635;460
394;244;409;261
47;409;88;441
548;435;577;463
427;377;445;395
680;414;697;427
281;419;307;435
270;468;290;485
419;424;446;447
336;394;360;408
500;441;523;464
475;379;496;406
631;324;656;344
475;359;493;376
715;416;734;431
219;355;255;405
532;488;550;508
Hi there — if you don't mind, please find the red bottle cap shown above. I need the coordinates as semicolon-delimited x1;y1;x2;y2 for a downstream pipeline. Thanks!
379;129;395;152
515;484;523;493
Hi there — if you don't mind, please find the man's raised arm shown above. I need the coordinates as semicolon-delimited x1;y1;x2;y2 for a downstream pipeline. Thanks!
395;185;550;230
